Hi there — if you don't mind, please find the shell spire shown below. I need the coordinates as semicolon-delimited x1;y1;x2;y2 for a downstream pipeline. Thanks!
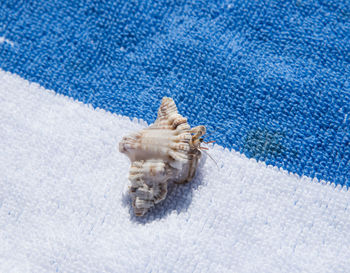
119;97;206;216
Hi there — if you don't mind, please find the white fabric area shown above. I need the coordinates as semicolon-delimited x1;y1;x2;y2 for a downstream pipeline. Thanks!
1;69;350;273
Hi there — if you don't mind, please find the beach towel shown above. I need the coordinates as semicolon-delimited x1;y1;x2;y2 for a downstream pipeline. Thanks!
0;0;349;272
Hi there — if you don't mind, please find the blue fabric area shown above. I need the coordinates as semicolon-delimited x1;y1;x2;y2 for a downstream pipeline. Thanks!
0;0;349;185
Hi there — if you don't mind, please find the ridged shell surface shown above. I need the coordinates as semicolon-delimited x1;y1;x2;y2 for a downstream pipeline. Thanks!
119;97;206;216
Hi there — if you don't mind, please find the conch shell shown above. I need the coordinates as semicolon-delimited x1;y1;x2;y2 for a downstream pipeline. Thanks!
119;97;206;216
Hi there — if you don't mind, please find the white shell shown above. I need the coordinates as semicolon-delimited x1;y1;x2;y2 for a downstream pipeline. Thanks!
119;97;206;216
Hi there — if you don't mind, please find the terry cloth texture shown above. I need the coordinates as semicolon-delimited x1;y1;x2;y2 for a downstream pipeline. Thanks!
1;70;350;273
0;0;349;272
0;0;349;185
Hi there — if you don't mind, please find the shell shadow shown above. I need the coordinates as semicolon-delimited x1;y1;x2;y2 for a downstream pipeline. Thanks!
122;153;207;224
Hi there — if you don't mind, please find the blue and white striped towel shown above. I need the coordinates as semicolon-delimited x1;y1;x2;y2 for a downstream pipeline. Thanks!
0;0;349;272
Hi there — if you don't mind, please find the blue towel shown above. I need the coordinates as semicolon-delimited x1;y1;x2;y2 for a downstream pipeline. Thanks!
1;0;349;185
0;0;349;272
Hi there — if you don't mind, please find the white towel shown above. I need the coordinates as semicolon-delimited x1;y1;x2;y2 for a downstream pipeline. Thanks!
1;70;350;272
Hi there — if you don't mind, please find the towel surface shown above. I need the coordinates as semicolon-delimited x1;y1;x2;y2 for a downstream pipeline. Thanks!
0;0;350;272
0;0;349;185
1;70;350;272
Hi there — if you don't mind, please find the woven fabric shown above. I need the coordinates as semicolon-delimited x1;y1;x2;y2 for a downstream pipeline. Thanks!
0;0;350;272
0;0;349;185
1;70;350;272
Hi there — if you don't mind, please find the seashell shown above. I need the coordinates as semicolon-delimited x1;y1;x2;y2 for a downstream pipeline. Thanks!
119;97;206;216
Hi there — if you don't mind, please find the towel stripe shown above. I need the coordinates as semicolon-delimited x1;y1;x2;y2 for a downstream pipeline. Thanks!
0;0;349;186
1;69;350;272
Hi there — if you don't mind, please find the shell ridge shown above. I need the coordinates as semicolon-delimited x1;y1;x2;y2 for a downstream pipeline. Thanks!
119;97;206;216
